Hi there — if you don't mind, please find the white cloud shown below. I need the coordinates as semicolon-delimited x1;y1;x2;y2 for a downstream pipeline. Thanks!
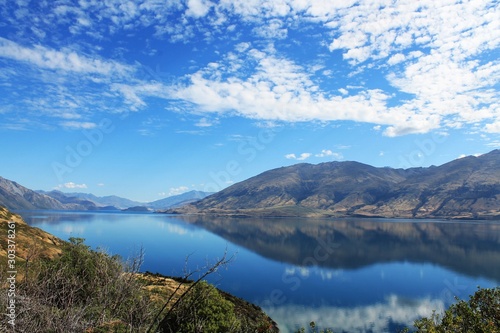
185;0;213;18
485;140;500;148
1;0;498;137
0;38;133;76
195;117;217;127
60;121;97;130
111;84;147;111
338;88;348;95
315;150;343;159
324;1;499;135
111;82;169;111
235;42;251;53
285;153;312;161
315;149;333;157
57;182;88;189
253;19;288;39
0;37;140;127
387;53;406;65
168;186;190;196
458;153;482;159
170;48;441;135
325;1;499;63
138;117;165;136
484;121;500;133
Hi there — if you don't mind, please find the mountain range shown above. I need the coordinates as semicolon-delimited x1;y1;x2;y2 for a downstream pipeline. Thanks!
0;177;211;211
36;190;144;209
2;150;499;218
168;149;500;219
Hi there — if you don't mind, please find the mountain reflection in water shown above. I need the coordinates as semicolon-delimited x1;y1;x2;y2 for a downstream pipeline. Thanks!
177;216;500;284
22;211;500;333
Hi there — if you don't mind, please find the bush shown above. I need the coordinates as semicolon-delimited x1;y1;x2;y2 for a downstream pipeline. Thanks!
8;237;157;332
159;280;241;333
413;287;500;333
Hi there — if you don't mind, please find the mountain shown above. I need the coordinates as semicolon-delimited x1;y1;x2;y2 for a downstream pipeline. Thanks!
0;178;123;211
40;190;213;210
36;190;103;210
38;190;141;210
0;177;85;210
0;176;213;212
169;150;500;219
149;190;213;210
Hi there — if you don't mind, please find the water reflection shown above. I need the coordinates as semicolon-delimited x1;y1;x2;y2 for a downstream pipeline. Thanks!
19;211;500;333
18;210;127;224
177;216;500;282
266;295;445;333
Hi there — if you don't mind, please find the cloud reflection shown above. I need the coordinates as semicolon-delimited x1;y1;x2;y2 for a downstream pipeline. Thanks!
285;266;344;281
165;223;189;236
265;295;445;333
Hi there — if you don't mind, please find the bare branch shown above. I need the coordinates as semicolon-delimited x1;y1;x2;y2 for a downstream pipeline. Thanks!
147;249;235;333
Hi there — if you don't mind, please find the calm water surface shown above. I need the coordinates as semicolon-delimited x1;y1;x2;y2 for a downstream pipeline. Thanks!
19;210;500;333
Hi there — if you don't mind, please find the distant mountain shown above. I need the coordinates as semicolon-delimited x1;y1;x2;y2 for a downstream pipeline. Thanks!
36;190;102;210
41;190;213;210
0;177;91;210
122;206;152;212
150;190;213;210
38;191;141;210
0;177;213;212
169;150;500;219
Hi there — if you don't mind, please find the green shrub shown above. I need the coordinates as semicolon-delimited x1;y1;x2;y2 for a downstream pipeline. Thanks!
10;237;156;332
413;287;500;333
159;280;241;333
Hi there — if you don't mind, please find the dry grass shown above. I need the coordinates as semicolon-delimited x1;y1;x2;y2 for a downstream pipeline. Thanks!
0;207;64;282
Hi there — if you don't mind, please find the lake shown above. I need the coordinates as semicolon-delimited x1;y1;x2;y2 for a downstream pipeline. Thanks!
19;210;500;333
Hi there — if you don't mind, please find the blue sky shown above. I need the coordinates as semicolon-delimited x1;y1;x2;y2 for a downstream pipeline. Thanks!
0;0;499;202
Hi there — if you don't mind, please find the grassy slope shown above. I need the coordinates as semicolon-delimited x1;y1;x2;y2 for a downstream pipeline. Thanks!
0;206;63;268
